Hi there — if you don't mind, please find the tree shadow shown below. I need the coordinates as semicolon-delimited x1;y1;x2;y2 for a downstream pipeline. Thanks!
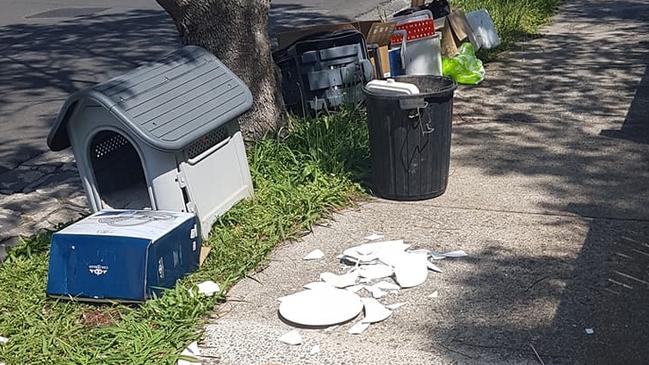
424;0;649;363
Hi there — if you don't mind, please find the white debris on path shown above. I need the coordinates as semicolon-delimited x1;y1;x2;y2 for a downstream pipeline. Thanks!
304;249;325;260
386;302;407;310
310;344;321;354
360;298;392;324
348;321;370;335
278;330;303;345
177;341;201;365
274;236;467;338
585;328;594;335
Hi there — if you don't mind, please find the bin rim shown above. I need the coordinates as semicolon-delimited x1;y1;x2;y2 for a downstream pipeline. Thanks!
362;75;457;102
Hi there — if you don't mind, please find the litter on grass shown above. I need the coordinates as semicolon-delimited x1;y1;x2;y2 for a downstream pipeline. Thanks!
191;280;220;297
177;341;201;365
304;249;325;260
278;330;303;345
0;336;8;344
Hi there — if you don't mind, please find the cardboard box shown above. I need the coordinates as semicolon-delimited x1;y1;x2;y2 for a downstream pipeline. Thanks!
46;210;200;303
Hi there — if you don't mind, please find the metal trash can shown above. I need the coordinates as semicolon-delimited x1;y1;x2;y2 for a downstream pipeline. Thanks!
363;75;456;200
47;46;254;238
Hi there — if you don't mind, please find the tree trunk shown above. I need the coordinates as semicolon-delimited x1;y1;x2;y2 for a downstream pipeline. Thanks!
156;0;286;139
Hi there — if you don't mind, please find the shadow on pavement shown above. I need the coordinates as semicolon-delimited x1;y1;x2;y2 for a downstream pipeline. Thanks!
426;0;649;363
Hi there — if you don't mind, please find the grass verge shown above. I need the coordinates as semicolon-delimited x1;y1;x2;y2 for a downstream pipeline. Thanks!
0;107;369;364
452;0;561;57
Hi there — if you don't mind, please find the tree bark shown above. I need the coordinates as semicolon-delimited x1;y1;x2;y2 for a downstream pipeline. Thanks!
156;0;286;139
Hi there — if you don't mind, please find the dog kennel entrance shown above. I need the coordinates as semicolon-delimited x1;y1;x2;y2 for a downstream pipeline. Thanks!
90;130;151;210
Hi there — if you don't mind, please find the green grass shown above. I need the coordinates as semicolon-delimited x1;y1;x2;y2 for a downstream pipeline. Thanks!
0;107;370;364
452;0;561;57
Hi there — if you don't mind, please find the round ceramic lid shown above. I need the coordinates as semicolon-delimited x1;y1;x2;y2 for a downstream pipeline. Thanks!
279;288;363;327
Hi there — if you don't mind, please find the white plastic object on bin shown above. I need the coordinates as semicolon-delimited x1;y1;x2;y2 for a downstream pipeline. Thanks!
365;79;420;95
466;9;501;49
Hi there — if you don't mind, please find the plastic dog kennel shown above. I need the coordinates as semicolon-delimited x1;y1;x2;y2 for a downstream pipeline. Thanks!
47;46;254;239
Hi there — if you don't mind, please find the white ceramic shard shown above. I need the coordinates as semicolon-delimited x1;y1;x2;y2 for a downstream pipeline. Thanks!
346;284;364;293
320;271;359;288
372;281;401;291
393;253;428;288
340;249;378;265
364;285;388;299
585;328;594;335
310;344;321;354
190;280;220;297
429;252;446;260
361;298;392;324
427;261;443;273
364;233;384;241
178;341;201;365
278;330;303;345
304;281;334;290
324;325;340;333
428;290;439;298
304;249;325;260
0;336;7;344
348;321;370;335
353;240;410;256
358;264;394;280
443;250;468;258
279;288;363;327
408;249;431;256
386;302;407;310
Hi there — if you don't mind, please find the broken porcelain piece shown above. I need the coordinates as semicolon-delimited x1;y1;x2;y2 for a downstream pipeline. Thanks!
0;336;7;344
364;233;384;241
304;249;325;260
428;290;439;298
408;249;431;256
348;321;370;335
372;281;401;291
386;302;407;310
442;250;468;258
585;328;594;335
358;264;394;280
304;281;334;290
353;240;410;256
278;330;303;345
178;341;201;365
279;288;363;327
364;285;388;299
392;253;428;288
346;284;365;293
361;298;392;324
320;271;359;288
190;280;220;297
429;252;446;260
310;344;321;354
427;261;443;273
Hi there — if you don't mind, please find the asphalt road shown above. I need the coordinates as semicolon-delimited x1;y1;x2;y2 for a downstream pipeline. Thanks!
0;0;401;174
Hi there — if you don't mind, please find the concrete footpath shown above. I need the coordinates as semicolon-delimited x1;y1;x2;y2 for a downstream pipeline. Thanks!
199;1;649;364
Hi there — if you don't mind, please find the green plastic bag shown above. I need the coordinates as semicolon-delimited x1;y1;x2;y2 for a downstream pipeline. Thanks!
442;43;485;85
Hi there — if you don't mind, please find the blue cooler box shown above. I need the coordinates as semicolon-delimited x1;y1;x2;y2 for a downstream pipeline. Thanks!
46;210;200;302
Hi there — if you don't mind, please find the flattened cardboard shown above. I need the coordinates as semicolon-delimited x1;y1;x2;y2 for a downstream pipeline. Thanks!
366;22;396;46
447;10;479;47
199;246;211;266
441;22;459;56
